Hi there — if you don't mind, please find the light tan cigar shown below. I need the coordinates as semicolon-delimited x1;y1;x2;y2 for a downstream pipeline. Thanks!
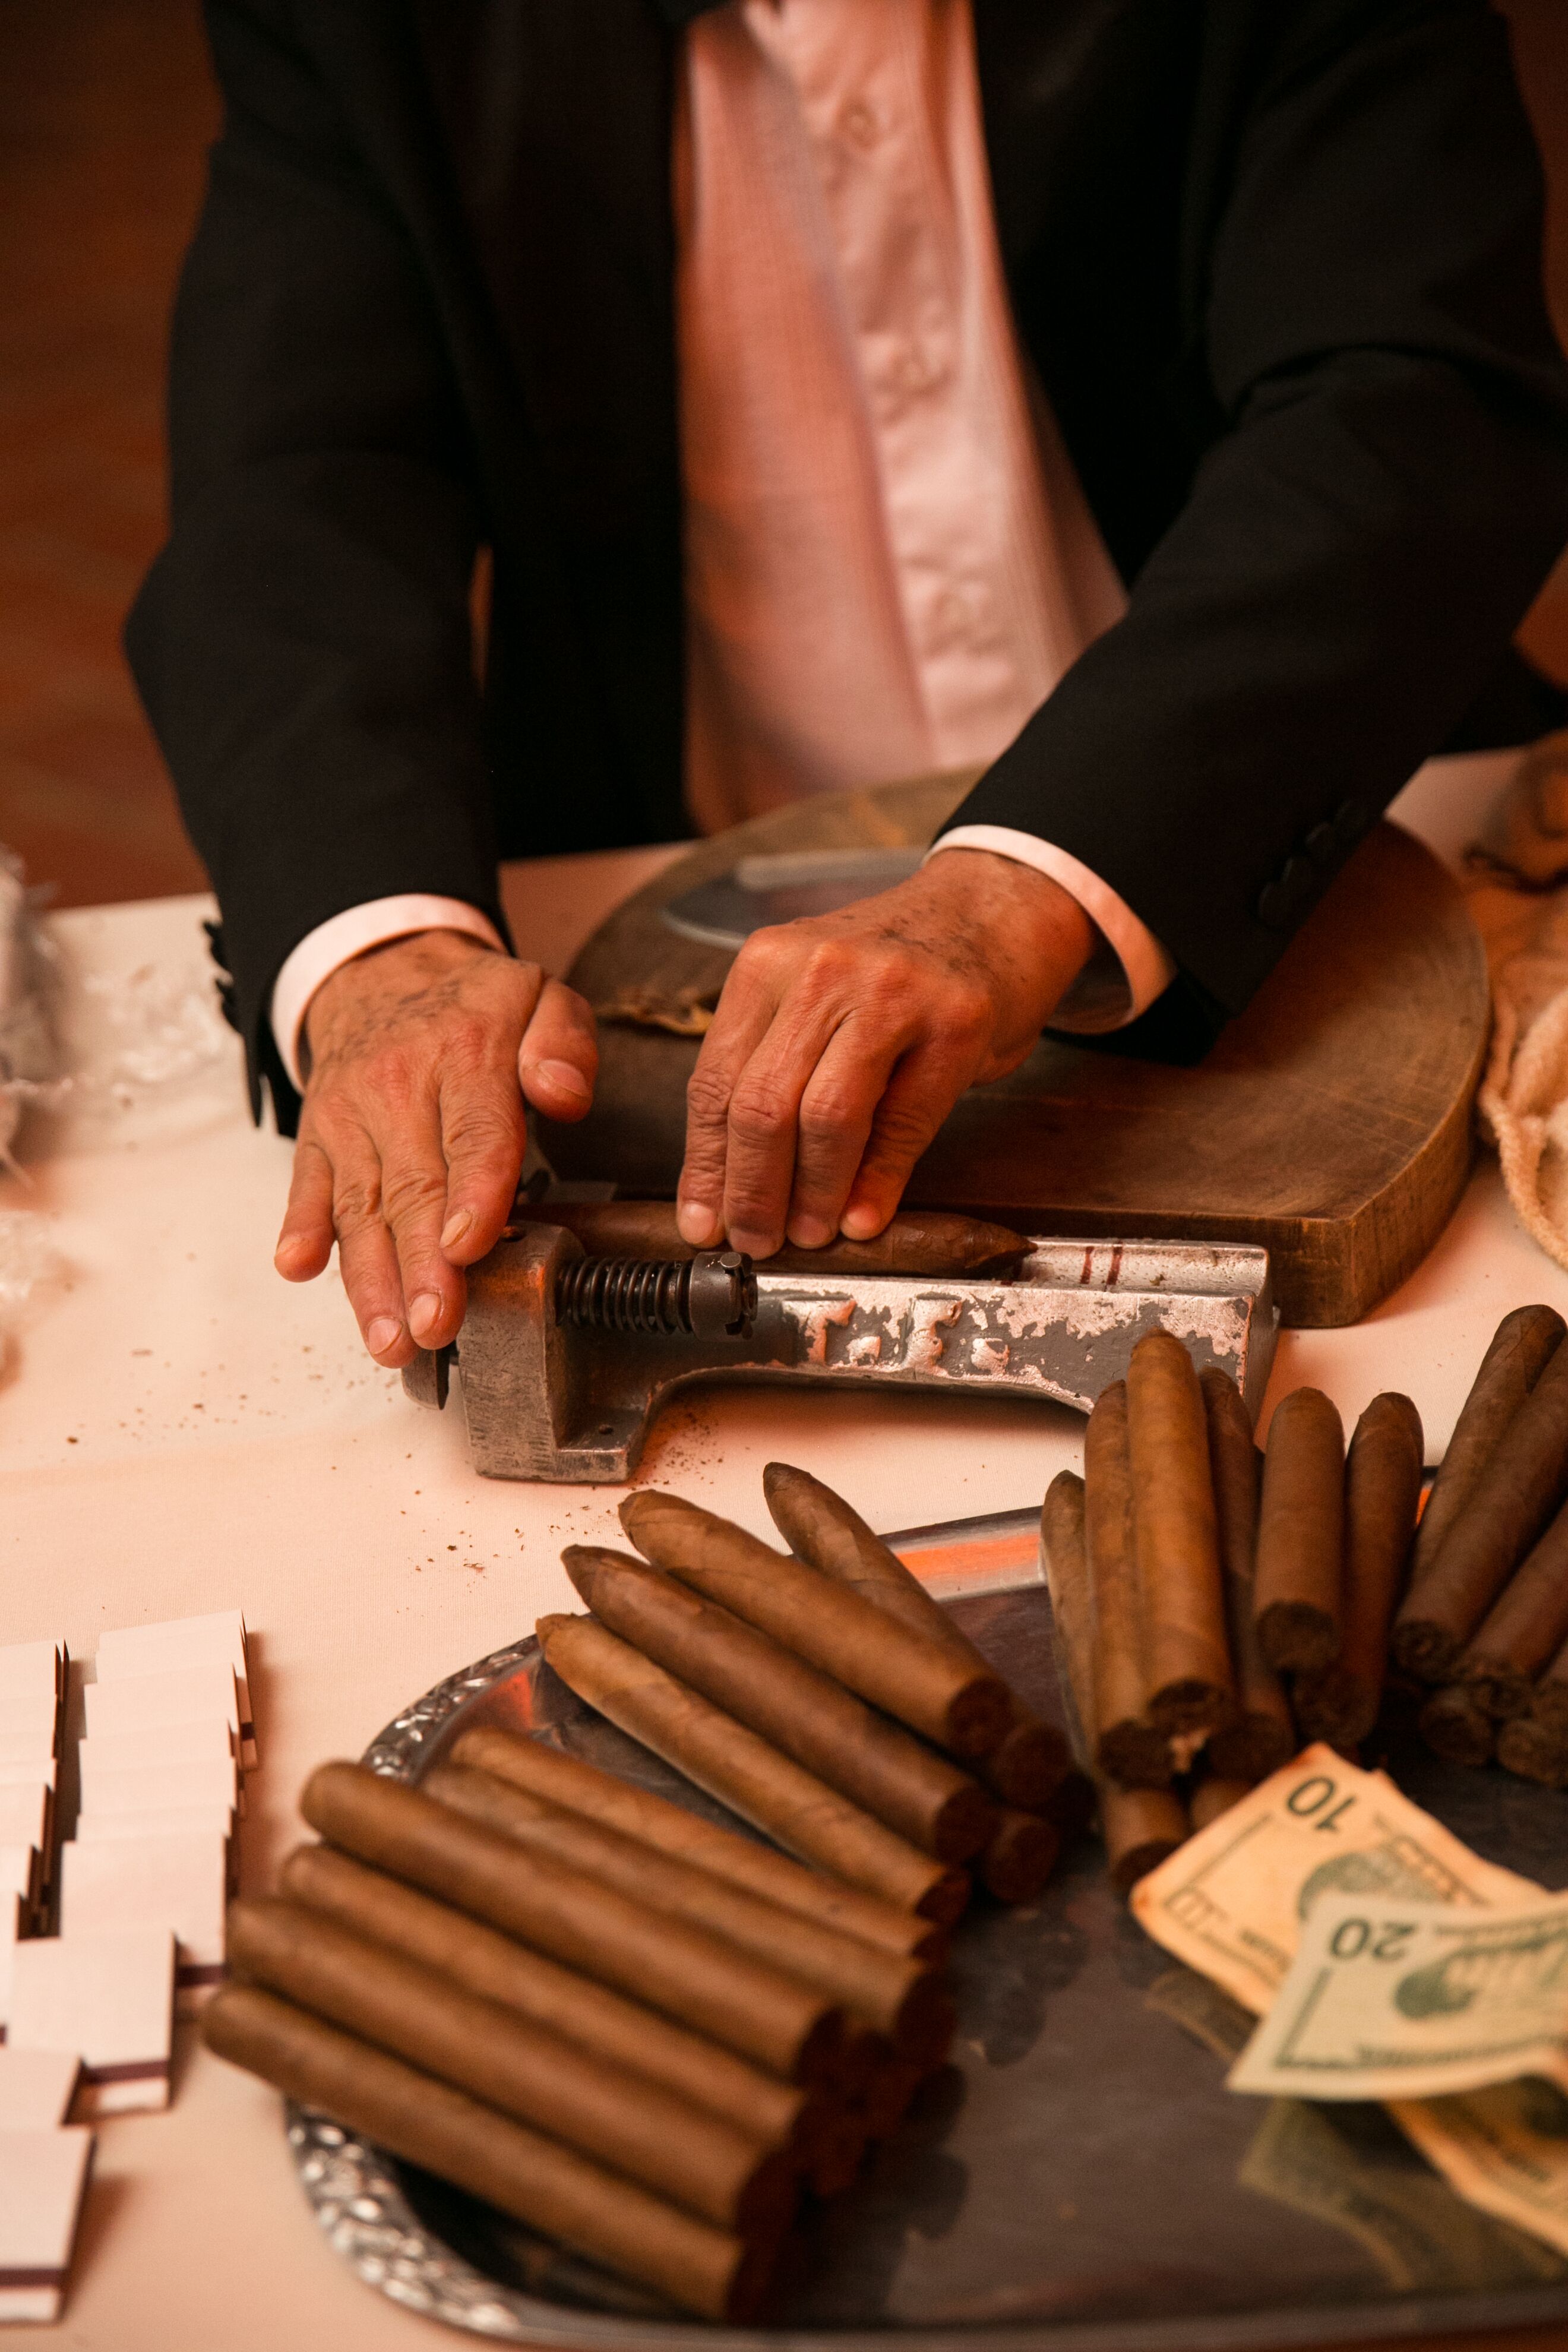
535;1616;968;1925
1454;1494;1568;1720
280;1843;820;2160
425;1762;952;2068
508;1200;1027;1279
1201;1368;1295;1784
1254;1389;1345;1673
449;1728;941;1963
976;1809;1060;1904
1295;1394;1423;1748
227;1896;795;2234
301;1762;843;2085
620;1491;1010;1759
1085;1381;1171;1787
1393;1336;1568;1682
1409;1305;1565;1589
203;1985;774;2322
1496;1715;1568;1788
1532;1630;1568;1738
562;1547;994;1862
1040;1471;1188;1893
1418;1685;1496;1768
761;1462;1068;1805
1126;1333;1236;1733
1188;1778;1251;1832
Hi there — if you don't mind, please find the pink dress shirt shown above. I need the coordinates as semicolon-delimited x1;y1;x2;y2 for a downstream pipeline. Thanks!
270;0;1172;1089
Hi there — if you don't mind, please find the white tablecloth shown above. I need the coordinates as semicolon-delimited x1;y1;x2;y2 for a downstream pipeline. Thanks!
2;761;1558;2351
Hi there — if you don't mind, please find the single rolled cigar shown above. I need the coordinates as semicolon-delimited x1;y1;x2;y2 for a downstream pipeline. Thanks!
1393;1335;1568;1681
761;1462;1068;1804
1532;1632;1568;1738
508;1201;1027;1279
1496;1714;1568;1788
858;2056;924;2141
204;1984;773;2322
1084;1382;1171;1787
620;1492;1010;1758
450;1728;940;1963
1189;1776;1251;1831
1040;1471;1189;1893
1454;1494;1568;1719
280;1843;818;2160
228;1896;794;2234
1043;1769;1096;1840
1295;1394;1423;1748
1126;1333;1237;1733
804;2109;868;2196
562;1547;994;1862
976;1809;1060;1905
1418;1684;1496;1768
301;1761;843;2084
1409;1305;1565;1589
1201;1368;1296;1784
1254;1388;1345;1673
425;1762;951;2068
536;1616;968;1924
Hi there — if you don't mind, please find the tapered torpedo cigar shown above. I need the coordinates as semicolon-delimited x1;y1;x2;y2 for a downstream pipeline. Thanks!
1040;1471;1188;1893
228;1896;795;2233
1085;1380;1171;1787
509;1200;1027;1279
1453;1493;1568;1719
621;1491;1010;1758
301;1762;843;2084
280;1844;822;2161
1126;1334;1237;1734
761;1462;1068;1806
1254;1389;1345;1674
1393;1335;1568;1683
1200;1367;1296;1784
1496;1715;1568;1788
562;1547;993;1862
1418;1684;1496;1768
1408;1305;1565;1591
1295;1394;1422;1749
976;1808;1060;1904
425;1762;951;2067
1532;1631;1568;1738
536;1616;968;1924
450;1728;942;1962
1189;1777;1251;1831
204;1985;773;2322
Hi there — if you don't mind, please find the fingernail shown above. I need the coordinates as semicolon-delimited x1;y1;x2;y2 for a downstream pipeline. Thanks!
529;1058;592;1104
366;1316;403;1357
409;1292;442;1342
440;1209;472;1251
788;1215;834;1250
840;1203;884;1240
677;1201;720;1247
729;1226;780;1260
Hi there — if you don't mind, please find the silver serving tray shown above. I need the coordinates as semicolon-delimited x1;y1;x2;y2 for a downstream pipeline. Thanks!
287;1586;1568;2349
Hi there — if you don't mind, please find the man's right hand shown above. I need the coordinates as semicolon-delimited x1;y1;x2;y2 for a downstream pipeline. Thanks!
273;931;598;1368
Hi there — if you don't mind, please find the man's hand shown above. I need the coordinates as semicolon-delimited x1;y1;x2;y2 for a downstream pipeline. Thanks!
676;848;1095;1257
274;931;597;1367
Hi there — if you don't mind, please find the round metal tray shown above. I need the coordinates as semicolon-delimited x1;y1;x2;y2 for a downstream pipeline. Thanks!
286;1588;1568;2348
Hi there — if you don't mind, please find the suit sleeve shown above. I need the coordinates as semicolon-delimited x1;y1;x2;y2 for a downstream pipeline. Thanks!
940;0;1568;1047
124;0;503;1131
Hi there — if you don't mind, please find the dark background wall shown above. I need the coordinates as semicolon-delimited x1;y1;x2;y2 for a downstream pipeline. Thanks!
1;0;1564;911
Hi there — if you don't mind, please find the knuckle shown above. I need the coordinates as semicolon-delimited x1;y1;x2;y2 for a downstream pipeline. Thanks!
798;1087;860;1144
685;1067;734;1126
728;1081;792;1147
378;1165;447;1229
331;1172;383;1232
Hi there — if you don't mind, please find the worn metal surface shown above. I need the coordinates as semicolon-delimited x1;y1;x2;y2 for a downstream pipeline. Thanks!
407;1226;1278;1482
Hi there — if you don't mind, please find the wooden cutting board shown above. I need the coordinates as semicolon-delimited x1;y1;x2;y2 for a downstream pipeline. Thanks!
538;780;1490;1326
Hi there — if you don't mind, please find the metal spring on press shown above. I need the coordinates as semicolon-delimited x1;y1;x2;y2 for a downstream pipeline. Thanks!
554;1249;758;1339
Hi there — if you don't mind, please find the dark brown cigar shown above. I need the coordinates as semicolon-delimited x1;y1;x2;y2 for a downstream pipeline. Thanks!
1040;1471;1188;1892
279;1843;820;2160
508;1200;1027;1279
858;2056;924;2141
804;2110;870;2196
1393;1333;1568;1682
562;1547;994;1862
1043;1768;1096;1839
1295;1394;1423;1749
1085;1382;1171;1788
1496;1715;1568;1788
450;1729;941;1962
1453;1495;1568;1720
1408;1305;1565;1591
535;1616;968;1924
301;1761;843;2084
203;1984;773;2322
1417;1684;1496;1768
1254;1389;1345;1674
227;1896;795;2233
1126;1334;1236;1733
424;1762;951;2068
761;1463;1068;1805
620;1491;1010;1758
975;1808;1059;1904
1189;1777;1251;1831
1201;1368;1296;1784
1532;1631;1568;1738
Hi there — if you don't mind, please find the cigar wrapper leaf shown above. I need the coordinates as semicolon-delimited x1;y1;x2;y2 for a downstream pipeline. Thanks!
1254;1387;1345;1674
1407;1304;1565;1591
1453;1491;1568;1721
1126;1336;1236;1734
1201;1367;1295;1784
1085;1382;1172;1788
1294;1392;1422;1749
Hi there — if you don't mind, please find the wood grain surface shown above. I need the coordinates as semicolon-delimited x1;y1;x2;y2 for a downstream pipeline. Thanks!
539;782;1490;1330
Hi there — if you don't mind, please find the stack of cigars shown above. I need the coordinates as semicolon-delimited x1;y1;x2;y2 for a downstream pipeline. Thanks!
201;1465;1077;2322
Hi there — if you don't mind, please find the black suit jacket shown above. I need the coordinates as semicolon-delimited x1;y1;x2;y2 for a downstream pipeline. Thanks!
125;0;1568;1131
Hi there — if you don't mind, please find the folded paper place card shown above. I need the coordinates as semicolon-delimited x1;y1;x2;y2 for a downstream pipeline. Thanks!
95;1613;254;1766
0;1706;60;1768
8;1930;175;2116
0;2127;94;2323
77;1753;239;1820
80;1718;235;1775
0;1640;62;1710
0;1848;37;1909
60;1836;226;2009
0;2048;80;2130
0;1785;48;1852
84;1660;239;1745
0;1757;56;1792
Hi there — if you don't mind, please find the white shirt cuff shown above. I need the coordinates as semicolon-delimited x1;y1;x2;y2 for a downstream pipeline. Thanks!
269;896;506;1092
925;824;1176;1033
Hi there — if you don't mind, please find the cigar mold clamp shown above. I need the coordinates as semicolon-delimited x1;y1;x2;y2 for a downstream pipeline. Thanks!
404;1225;1278;1484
